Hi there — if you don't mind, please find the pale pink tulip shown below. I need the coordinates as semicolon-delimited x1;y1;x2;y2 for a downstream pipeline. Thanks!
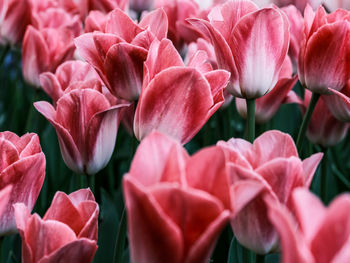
134;38;230;144
217;130;323;254
14;188;98;263
0;132;45;235
189;0;290;99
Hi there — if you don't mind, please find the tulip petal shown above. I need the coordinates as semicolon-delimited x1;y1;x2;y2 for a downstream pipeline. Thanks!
266;197;314;263
186;146;231;210
252;130;298;168
135;67;220;144
229;8;290;98
40;72;63;105
139;8;168;40
302;152;323;187
105;8;143;42
129;131;189;187
323;87;350;122
123;177;183;263
104;43;148;101
304;21;350;93
39;239;97;263
22;26;49;87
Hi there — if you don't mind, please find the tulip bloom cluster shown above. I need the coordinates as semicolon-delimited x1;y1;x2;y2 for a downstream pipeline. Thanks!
1;0;350;262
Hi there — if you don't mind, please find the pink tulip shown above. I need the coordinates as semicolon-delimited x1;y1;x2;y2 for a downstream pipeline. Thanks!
34;86;129;175
0;0;32;45
123;131;234;263
155;0;205;50
14;188;98;263
268;188;350;263
301;90;350;147
322;81;350;122
39;60;102;105
235;56;299;123
0;132;45;235
87;0;128;13
217;130;323;254
298;6;350;94
189;1;290;99
281;5;304;68
273;0;322;11
75;8;168;101
84;10;107;32
134;38;230;144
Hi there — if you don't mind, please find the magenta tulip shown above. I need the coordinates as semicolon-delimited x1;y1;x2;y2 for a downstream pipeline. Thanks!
268;188;350;263
217;130;323;254
134;38;230;144
124;131;234;263
189;0;290;99
0;132;45;235
14;188;98;263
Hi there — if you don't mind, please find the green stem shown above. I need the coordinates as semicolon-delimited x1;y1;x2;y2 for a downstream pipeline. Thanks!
25;89;40;132
296;92;320;154
242;246;250;263
321;148;328;202
88;174;95;193
0;237;3;263
0;45;10;67
113;208;127;263
256;254;265;263
246;98;256;143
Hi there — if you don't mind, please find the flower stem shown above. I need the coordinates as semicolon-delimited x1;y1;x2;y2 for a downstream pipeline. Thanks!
113;208;127;263
321;148;328;202
246;98;256;143
88;174;95;193
296;92;320;154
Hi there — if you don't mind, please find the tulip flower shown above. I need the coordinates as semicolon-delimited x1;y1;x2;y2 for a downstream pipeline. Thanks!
273;0;322;11
300;90;349;147
0;132;45;235
14;188;98;263
323;0;350;12
189;0;290;99
130;0;154;13
217;130;323;254
134;38;230;144
123;131;236;263
75;8;168;101
298;6;350;94
34;86;129;175
268;188;350;263
155;0;205;50
235;56;299;124
84;10;107;32
0;0;32;45
39;60;102;105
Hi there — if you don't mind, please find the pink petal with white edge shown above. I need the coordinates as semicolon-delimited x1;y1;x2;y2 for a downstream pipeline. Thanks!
129;131;189;187
323;87;350;122
40;72;63;105
304;21;350;94
123;177;183;263
0;186;12;218
229;7;290;98
134;67;221;144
